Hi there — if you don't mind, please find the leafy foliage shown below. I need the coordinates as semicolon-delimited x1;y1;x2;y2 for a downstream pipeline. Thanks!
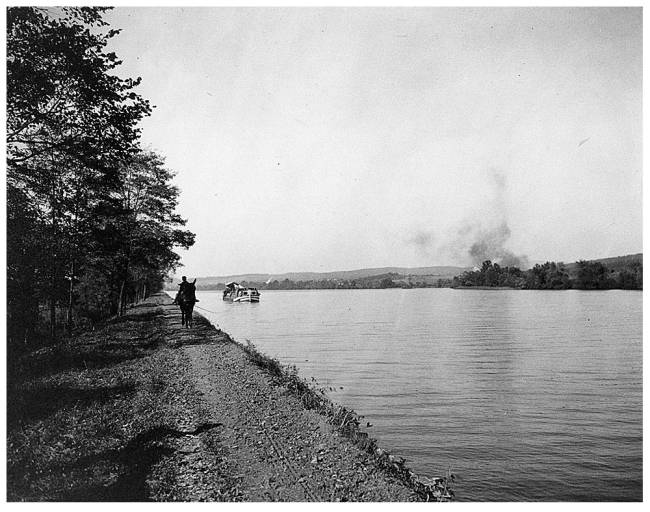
452;261;526;288
524;261;572;289
6;7;194;348
452;258;642;290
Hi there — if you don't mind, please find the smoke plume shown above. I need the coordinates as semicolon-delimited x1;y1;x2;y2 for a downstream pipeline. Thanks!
408;231;436;259
406;169;529;269
467;222;529;268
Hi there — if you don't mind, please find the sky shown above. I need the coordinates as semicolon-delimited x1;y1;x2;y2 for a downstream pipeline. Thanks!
104;6;642;276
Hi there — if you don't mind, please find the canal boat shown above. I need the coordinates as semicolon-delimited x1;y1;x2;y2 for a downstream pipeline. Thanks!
222;282;261;303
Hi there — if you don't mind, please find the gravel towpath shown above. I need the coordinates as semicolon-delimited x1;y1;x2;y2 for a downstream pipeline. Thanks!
159;294;417;501
8;294;432;501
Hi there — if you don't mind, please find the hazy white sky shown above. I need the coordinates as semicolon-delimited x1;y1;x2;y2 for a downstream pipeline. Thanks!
104;7;642;276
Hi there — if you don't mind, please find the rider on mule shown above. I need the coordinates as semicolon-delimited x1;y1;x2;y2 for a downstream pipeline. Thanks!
173;276;199;327
173;276;199;304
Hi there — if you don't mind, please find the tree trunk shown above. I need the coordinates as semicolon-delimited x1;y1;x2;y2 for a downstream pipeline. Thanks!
66;260;75;334
118;279;126;316
50;177;58;341
50;294;56;339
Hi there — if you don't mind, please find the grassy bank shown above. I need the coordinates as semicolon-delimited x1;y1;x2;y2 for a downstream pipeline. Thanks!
7;302;242;501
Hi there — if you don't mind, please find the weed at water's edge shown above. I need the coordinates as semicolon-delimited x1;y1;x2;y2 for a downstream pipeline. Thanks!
240;339;455;502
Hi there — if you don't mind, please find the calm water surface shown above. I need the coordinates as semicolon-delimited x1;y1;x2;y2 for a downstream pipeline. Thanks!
191;288;642;501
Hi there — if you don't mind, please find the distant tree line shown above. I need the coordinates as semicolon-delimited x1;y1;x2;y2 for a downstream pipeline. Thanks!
7;7;194;348
264;273;405;290
452;259;642;290
193;274;453;291
187;256;642;294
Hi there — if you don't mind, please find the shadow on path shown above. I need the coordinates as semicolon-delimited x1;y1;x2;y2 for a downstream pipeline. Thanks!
7;383;137;429
57;423;223;502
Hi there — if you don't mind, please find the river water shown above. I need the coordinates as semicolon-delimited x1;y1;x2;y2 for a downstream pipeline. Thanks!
189;288;642;501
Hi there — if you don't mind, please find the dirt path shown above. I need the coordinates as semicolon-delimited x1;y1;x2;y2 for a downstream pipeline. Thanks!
160;296;417;501
7;294;450;502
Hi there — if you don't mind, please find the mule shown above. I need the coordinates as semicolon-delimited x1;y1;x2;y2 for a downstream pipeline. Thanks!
177;279;197;328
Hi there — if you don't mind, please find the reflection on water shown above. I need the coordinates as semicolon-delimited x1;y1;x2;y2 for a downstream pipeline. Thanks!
193;288;642;501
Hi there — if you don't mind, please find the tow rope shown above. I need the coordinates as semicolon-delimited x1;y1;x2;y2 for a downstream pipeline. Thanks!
194;304;220;315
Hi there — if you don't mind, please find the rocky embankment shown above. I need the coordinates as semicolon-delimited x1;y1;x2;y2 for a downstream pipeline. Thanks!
7;294;453;502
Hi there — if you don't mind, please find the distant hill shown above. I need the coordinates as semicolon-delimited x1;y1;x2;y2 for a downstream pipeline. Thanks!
167;254;642;290
563;253;642;276
167;265;471;289
272;266;471;281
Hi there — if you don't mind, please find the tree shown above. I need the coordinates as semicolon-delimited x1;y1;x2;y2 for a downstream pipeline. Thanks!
523;262;571;290
6;7;193;345
7;7;150;168
615;261;642;290
85;151;195;315
574;260;612;290
7;7;153;339
7;185;42;344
